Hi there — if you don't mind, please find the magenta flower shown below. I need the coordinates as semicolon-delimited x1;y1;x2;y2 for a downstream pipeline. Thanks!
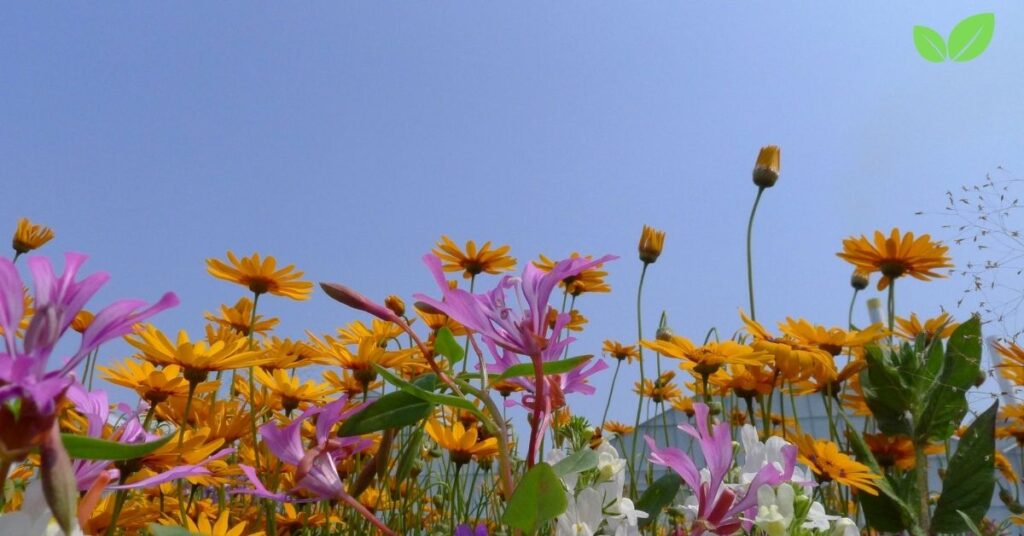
0;253;177;433
645;403;797;536
414;252;615;465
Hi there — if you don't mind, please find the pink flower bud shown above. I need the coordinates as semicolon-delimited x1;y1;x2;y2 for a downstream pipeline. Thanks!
320;282;399;323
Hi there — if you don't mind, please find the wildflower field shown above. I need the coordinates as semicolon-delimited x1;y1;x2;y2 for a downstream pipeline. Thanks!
2;148;1021;536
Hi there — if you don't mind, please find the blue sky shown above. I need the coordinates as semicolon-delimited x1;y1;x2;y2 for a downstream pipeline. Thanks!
3;3;1023;425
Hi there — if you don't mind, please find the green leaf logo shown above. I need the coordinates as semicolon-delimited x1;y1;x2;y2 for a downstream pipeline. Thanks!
913;26;947;62
913;13;995;63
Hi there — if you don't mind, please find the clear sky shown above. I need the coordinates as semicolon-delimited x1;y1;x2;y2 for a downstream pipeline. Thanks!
3;3;1023;425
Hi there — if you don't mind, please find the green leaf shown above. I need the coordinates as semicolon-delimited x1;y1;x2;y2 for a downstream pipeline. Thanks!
337;383;436;436
374;365;487;422
62;431;176;461
932;401;998;532
552;448;599;478
947;13;995;62
841;411;918;531
497;355;592;381
957;510;986;535
860;347;912;435
501;462;568;532
913;25;947;62
147;524;198;536
434;326;465;365
915;317;981;443
635;472;682;529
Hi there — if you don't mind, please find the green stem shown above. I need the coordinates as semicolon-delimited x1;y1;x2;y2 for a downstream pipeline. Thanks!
601;359;622;427
628;263;650;497
177;381;198;454
887;282;896;344
848;289;860;330
746;187;766;321
915;442;931;533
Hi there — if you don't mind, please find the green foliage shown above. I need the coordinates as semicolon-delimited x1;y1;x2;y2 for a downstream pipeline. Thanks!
502;463;568;532
337;375;437;436
913;26;947;62
496;355;593;381
433;326;465;365
635;473;682;530
374;366;487;422
552;448;599;479
62;430;175;461
914;317;981;443
932;402;998;532
842;412;918;533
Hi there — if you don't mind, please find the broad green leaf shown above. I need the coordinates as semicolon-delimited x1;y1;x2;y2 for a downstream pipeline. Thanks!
913;25;947;62
947;13;995;62
915;317;981;443
62;431;175;461
841;412;918;531
552;448;598;478
860;347;912;435
337;382;435;436
957;510;986;535
635;472;682;529
932;402;998;532
501;463;568;532
434;326;465;365
497;355;592;381
148;524;198;536
374;365;487;422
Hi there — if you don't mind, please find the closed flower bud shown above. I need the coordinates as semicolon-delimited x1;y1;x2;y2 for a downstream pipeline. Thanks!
384;295;406;318
320;282;400;323
752;145;781;188
656;312;674;341
638;225;666;264
866;298;883;325
850;270;869;291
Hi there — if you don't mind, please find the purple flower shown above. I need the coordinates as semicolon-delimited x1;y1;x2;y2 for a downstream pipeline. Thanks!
645;403;797;536
413;253;616;358
0;252;177;459
455;523;488;536
238;395;372;501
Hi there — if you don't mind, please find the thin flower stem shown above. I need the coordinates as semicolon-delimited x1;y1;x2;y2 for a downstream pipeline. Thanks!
746;187;766;321
460;276;476;374
526;351;547;468
628;262;649;496
600;359;622;427
246;291;263;473
887;282;896;344
177;380;198;455
848;289;860;330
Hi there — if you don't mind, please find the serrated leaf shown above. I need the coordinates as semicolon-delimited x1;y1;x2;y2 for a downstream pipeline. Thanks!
497;355;592;381
932;401;998;532
62;431;176;461
501;463;568;532
913;25;947;62
552;448;598;478
948;13;995;62
915;317;981;443
374;365;487;422
635;472;682;529
434;326;465;365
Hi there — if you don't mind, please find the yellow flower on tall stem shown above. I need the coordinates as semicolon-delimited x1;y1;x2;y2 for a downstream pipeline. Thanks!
99;361;216;419
11;218;54;258
791;433;882;495
253;367;336;414
746;145;780;321
432;236;516;279
425;419;498;466
638;225;666;265
633;371;682;404
309;333;417;389
894;312;959;342
204;297;279;336
642;336;770;380
184;511;248;536
128;325;268;379
206;251;313;300
534;253;612;296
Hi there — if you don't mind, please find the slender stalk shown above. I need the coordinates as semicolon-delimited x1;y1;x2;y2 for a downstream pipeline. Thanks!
915;443;931;533
628;263;650;496
460;276;476;374
746;187;766;320
600;359;623;427
526;352;547;467
847;289;860;330
887;282;896;343
245;292;263;472
176;381;198;454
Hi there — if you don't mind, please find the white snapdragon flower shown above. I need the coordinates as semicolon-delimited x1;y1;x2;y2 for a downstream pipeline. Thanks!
556;488;604;536
832;517;859;536
754;483;795;536
606;497;649;536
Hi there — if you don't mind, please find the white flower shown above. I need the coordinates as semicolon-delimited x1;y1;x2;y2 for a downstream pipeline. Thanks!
740;425;815;489
754;483;795;536
832;517;859;536
802;500;837;531
606;496;649;536
556;488;604;536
